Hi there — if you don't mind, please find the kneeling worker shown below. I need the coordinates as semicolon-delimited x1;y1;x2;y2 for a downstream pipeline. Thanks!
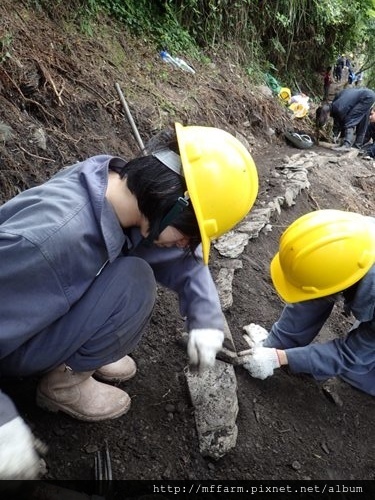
0;123;259;478
243;210;375;397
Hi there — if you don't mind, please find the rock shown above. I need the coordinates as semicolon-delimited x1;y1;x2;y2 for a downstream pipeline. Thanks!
237;207;273;237
214;231;249;258
165;403;176;413
215;267;235;310
321;378;344;406
84;444;99;453
291;460;302;470
218;259;243;270
0;122;14;144
185;360;238;460
31;126;47;150
321;441;330;454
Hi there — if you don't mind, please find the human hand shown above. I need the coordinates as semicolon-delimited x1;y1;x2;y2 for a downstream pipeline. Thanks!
242;346;280;380
0;416;42;479
332;130;341;144
243;323;268;348
187;329;224;373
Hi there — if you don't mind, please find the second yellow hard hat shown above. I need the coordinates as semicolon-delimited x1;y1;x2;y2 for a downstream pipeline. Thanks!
270;210;375;303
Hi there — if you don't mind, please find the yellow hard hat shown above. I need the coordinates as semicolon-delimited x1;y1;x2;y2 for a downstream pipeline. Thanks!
278;87;291;102
270;210;375;303
289;102;308;118
175;122;259;264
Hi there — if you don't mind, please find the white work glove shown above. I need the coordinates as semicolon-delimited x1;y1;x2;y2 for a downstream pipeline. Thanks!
0;416;41;479
243;323;269;348
332;131;341;144
188;328;224;373
243;346;280;380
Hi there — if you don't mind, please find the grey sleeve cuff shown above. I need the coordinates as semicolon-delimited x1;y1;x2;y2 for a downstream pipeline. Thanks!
0;391;19;426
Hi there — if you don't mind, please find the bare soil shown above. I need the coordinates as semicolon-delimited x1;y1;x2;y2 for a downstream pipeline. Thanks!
0;1;374;490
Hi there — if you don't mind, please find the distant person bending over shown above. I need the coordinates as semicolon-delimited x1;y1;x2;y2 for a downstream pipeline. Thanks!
337;55;345;73
242;210;375;397
316;87;375;150
0;123;259;479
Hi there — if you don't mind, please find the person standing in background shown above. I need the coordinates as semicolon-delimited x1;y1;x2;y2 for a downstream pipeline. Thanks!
323;66;333;101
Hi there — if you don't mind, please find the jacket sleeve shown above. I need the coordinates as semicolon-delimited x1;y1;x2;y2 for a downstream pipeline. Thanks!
286;320;375;380
0;232;69;358
264;297;335;349
132;244;224;332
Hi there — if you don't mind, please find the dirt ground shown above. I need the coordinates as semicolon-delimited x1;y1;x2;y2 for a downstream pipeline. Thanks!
0;1;374;489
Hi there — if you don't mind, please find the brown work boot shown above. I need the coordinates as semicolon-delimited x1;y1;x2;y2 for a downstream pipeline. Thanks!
94;355;137;382
36;364;131;421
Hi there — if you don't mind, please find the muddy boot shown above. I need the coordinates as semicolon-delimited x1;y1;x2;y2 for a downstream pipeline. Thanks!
333;127;355;150
353;134;365;149
36;364;131;421
94;355;137;382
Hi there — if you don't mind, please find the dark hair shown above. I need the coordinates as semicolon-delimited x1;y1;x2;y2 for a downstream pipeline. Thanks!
315;103;331;128
116;128;201;255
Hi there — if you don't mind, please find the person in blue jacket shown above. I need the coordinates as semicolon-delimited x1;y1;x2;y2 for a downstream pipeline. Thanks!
242;210;375;397
316;87;375;150
0;122;259;478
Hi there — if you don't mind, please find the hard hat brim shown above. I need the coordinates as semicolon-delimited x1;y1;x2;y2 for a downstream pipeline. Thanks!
175;122;211;264
270;253;310;303
271;217;375;303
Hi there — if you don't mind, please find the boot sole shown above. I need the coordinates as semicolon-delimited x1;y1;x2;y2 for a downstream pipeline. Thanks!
93;367;137;383
36;390;131;422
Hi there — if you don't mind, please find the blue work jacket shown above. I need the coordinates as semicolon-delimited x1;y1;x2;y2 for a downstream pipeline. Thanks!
331;87;375;130
265;221;375;396
0;155;223;423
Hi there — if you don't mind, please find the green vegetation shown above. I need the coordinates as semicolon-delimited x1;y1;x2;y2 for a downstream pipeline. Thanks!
25;0;375;95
